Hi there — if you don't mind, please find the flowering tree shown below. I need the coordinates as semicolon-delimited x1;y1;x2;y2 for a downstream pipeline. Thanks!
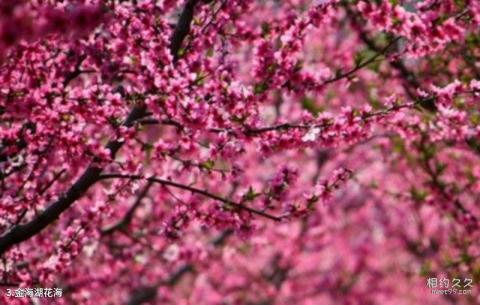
0;0;479;304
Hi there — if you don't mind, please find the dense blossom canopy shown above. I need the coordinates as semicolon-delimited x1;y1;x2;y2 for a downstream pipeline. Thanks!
0;0;479;304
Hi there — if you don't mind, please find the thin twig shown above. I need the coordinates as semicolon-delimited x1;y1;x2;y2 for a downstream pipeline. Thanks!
101;180;154;236
0;0;205;255
98;174;283;221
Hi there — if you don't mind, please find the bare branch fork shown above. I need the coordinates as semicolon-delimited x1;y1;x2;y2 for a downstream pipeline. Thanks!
100;180;154;236
126;229;233;305
98;174;283;222
0;0;203;255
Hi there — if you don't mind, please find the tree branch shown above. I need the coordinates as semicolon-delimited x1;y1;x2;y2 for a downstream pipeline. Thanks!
321;36;401;86
98;174;283;222
100;180;154;236
169;0;200;62
0;0;203;255
126;229;233;305
343;3;437;112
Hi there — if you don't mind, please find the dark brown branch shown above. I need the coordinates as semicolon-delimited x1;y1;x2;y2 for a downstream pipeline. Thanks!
0;0;203;256
140;100;418;137
278;34;399;93
169;0;200;62
0;106;146;255
126;264;197;305
98;174;283;221
181;0;227;57
101;180;154;236
126;230;232;305
262;253;290;290
419;147;478;232
242;100;416;135
345;5;419;86
343;4;437;112
345;5;480;155
137;118;184;130
63;54;87;87
38;169;66;195
244;123;310;135
322;37;401;86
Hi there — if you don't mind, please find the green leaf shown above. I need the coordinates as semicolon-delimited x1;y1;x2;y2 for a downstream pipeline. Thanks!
200;159;215;171
261;22;271;37
230;115;246;123
354;51;365;66
253;82;268;95
294;60;303;72
460;251;473;264
419;261;431;276
410;187;427;202
469;112;480;125
107;116;121;127
435;162;447;175
243;186;259;201
267;64;276;73
177;48;185;58
206;48;214;57
420;143;436;161
354;48;380;71
454;0;467;10
301;96;321;115
194;72;206;86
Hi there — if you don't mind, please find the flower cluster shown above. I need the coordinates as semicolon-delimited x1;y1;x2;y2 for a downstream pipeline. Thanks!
0;1;479;305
